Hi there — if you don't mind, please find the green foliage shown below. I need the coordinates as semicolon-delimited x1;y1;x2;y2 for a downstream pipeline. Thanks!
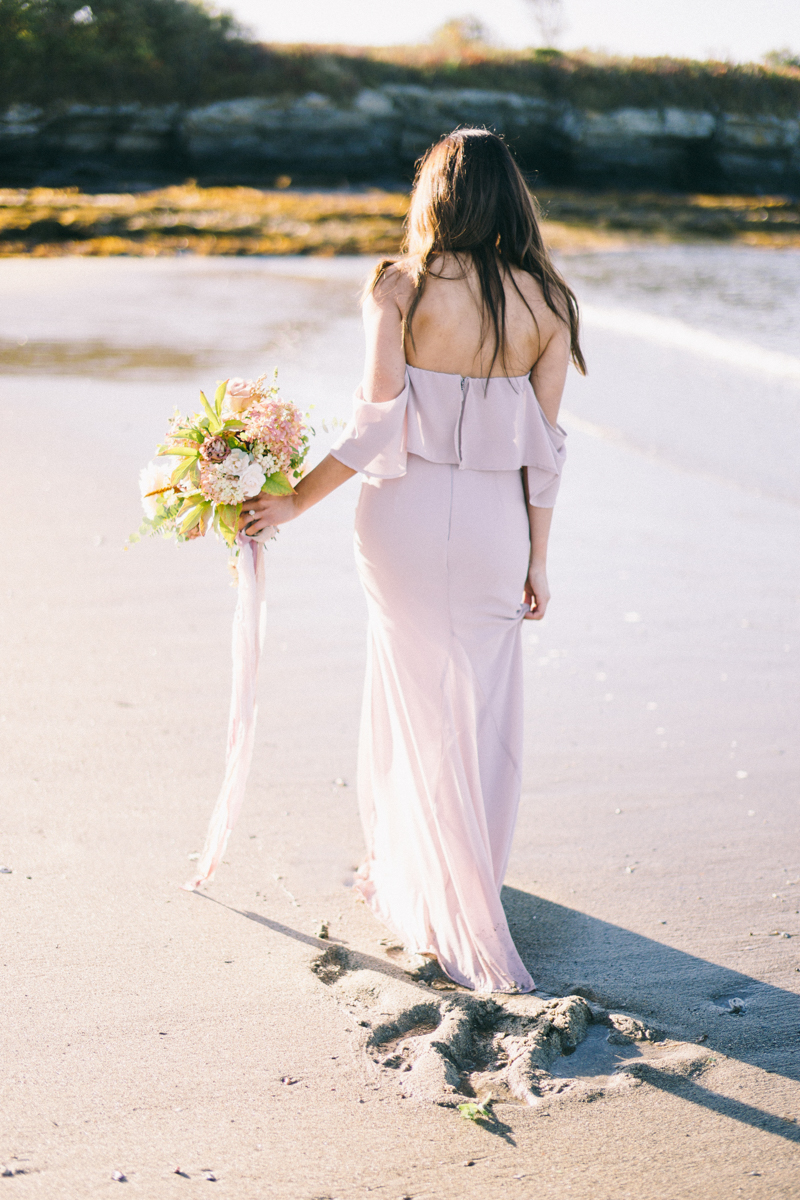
457;1094;495;1122
199;388;221;430
260;470;293;496
763;48;800;71
215;501;240;545
0;0;269;106
337;47;800;117
1;2;799;114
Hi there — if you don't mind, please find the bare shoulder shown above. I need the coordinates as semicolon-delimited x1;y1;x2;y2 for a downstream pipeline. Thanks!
508;266;564;322
367;258;417;315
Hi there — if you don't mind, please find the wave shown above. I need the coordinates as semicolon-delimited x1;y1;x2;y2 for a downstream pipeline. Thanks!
581;304;800;384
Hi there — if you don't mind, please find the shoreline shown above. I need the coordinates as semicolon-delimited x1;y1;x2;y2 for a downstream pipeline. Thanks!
1;184;798;257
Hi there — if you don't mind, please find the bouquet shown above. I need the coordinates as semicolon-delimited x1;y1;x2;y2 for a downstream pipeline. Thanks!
136;372;310;548
134;371;312;892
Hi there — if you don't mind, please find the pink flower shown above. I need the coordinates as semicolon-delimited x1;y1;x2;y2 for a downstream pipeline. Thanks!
225;378;258;414
242;399;307;477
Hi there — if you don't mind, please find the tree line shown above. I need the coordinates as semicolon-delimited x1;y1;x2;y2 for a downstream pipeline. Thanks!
1;0;798;114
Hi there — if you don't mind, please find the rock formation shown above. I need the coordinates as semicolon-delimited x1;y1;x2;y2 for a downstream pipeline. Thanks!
2;87;798;191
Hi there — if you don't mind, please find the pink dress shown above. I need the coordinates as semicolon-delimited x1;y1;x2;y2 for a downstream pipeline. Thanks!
331;365;566;992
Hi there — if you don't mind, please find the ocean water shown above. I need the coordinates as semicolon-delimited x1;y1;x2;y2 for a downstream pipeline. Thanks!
562;245;800;360
0;245;798;502
556;246;800;505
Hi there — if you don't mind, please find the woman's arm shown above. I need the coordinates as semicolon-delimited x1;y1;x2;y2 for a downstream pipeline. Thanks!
523;505;553;620
361;266;411;402
523;320;570;620
530;319;570;425
241;267;411;537
240;453;355;537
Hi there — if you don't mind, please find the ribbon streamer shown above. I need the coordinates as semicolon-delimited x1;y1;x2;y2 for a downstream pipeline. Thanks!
183;532;268;890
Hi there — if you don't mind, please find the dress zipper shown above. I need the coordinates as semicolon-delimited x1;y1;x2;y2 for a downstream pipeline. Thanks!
456;376;467;465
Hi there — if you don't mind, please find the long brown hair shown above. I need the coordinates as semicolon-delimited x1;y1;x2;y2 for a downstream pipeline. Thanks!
368;128;586;377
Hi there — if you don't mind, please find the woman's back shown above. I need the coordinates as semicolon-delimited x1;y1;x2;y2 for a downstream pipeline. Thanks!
400;253;562;380
365;252;571;425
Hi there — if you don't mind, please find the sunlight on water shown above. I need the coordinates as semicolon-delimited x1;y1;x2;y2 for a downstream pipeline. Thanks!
562;245;800;358
581;305;800;383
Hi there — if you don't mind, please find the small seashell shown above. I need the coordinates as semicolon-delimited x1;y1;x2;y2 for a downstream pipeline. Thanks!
111;1170;127;1182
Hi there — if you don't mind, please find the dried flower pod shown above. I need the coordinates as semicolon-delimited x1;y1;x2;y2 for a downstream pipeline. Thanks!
201;436;229;463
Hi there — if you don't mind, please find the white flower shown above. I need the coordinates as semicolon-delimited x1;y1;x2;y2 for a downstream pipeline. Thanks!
199;463;247;505
239;462;267;498
220;448;251;476
254;446;278;476
139;457;180;518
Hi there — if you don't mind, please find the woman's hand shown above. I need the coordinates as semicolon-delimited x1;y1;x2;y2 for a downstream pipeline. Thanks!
523;563;550;620
239;490;301;537
238;454;357;538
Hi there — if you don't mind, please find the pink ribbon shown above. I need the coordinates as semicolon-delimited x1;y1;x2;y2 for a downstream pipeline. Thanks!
183;532;267;890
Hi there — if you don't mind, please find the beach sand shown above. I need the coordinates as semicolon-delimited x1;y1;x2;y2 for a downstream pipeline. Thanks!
1;254;798;1197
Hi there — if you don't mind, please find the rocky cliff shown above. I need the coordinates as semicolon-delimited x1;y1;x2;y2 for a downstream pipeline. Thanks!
2;87;798;192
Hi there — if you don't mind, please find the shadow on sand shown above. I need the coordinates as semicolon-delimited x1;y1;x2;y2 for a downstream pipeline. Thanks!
503;886;800;1143
501;886;800;1079
193;887;800;1144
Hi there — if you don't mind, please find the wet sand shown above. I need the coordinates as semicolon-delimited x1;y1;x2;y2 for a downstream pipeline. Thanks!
1;254;798;1196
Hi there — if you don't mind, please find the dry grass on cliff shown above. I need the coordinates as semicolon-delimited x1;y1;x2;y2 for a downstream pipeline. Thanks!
0;183;798;258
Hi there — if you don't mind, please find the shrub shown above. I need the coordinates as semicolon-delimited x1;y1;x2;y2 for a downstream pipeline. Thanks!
1;1;799;115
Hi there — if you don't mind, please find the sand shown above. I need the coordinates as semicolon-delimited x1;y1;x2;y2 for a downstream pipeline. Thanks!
1;254;798;1198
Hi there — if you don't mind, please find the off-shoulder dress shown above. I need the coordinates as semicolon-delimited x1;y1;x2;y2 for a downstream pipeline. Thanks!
331;364;566;993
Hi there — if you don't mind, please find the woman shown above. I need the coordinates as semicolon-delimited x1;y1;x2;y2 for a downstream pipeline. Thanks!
242;129;585;993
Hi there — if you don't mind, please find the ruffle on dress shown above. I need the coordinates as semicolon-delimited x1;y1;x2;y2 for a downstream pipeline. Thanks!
331;364;567;507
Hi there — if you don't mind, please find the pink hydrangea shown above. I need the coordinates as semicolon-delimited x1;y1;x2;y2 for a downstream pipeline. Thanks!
242;399;307;477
